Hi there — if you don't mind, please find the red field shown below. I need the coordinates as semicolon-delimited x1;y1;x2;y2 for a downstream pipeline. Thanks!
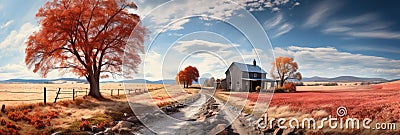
229;81;400;122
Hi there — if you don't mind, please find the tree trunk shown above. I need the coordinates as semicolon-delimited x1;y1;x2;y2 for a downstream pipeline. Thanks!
87;75;103;99
280;78;285;87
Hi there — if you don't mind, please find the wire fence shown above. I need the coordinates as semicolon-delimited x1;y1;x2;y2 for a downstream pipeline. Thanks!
0;86;163;104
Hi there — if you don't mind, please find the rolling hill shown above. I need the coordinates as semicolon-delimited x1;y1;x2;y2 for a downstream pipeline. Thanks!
302;76;388;82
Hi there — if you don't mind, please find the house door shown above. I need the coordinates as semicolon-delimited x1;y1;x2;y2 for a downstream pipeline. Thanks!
250;80;261;92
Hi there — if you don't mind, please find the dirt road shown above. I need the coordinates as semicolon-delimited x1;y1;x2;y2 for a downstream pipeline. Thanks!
136;88;254;135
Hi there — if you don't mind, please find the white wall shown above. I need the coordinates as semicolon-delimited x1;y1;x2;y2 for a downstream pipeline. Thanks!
226;65;242;91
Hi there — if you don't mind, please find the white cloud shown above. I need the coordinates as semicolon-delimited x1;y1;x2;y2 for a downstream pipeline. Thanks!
0;23;43;80
271;7;280;12
273;46;400;79
304;0;342;28
322;26;351;33
181;53;229;79
0;23;39;53
246;0;299;12
0;63;40;79
329;13;379;26
263;13;294;38
138;0;300;33
141;0;241;33
264;14;283;29
172;39;239;53
346;31;400;40
0;20;14;29
142;51;164;80
274;23;294;37
160;18;190;32
264;1;273;8
293;2;300;7
322;13;400;40
0;63;25;73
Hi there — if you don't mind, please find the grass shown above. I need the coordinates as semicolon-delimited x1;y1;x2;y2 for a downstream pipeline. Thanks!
62;113;114;133
0;93;138;134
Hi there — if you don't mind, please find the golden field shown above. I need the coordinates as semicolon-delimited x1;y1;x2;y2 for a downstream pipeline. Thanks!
0;83;163;106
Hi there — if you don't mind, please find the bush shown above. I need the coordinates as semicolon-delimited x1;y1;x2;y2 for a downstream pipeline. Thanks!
255;86;261;92
294;82;304;86
96;121;109;129
7;111;24;121
5;121;20;130
322;82;338;86
6;109;59;129
0;118;6;125
284;83;296;92
217;84;222;89
274;83;296;93
274;87;285;93
79;119;91;131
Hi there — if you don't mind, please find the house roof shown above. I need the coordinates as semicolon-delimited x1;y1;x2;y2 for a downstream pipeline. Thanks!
228;62;267;73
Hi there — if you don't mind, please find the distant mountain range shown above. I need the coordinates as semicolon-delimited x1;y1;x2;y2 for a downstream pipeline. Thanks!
0;78;177;84
0;78;88;84
302;76;388;82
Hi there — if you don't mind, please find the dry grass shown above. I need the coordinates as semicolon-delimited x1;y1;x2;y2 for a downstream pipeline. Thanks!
138;85;200;107
0;94;136;134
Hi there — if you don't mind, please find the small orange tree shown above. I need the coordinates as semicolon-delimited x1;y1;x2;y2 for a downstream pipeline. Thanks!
176;66;199;88
270;57;302;87
25;0;146;99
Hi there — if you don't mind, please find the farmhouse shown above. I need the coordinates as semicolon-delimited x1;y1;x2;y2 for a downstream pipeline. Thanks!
225;60;275;92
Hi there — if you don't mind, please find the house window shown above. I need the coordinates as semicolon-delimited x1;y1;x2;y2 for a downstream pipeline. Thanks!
254;73;257;78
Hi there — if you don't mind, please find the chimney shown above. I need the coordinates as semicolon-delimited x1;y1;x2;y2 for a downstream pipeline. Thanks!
253;59;256;66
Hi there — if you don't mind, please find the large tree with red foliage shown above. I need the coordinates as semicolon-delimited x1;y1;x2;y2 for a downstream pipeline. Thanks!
176;66;199;88
25;0;146;99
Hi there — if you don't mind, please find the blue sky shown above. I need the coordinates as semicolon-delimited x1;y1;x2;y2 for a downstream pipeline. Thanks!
1;0;400;81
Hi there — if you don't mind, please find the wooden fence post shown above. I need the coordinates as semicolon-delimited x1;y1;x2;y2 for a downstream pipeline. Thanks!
86;88;88;96
44;87;47;105
118;89;120;96
73;89;75;101
111;89;113;96
1;104;5;113
54;88;61;103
